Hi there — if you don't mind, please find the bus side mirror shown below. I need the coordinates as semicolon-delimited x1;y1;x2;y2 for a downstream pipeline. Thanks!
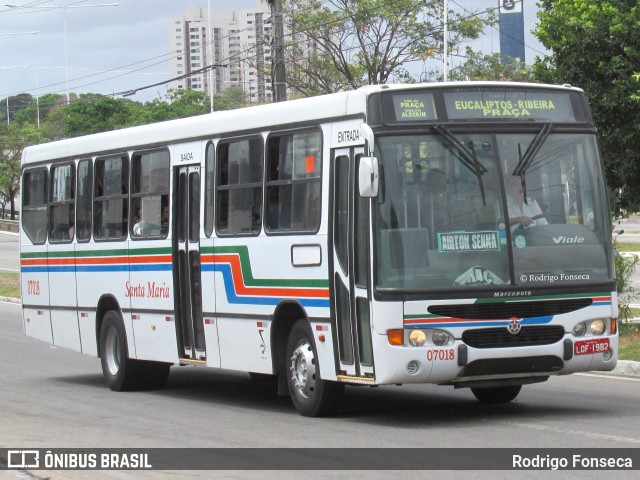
359;156;379;198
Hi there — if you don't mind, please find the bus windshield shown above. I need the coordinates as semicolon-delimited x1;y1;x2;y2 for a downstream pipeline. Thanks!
374;129;613;292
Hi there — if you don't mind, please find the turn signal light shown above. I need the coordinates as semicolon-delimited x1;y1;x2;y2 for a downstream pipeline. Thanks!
387;329;403;346
611;318;617;335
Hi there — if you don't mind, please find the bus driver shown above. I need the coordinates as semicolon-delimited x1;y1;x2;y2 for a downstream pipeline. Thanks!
504;175;548;230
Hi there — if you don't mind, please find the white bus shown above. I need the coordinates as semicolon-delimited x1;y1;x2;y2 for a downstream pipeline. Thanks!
20;82;618;416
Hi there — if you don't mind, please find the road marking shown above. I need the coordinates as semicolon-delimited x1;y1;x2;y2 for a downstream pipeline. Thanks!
577;372;640;382
502;421;640;445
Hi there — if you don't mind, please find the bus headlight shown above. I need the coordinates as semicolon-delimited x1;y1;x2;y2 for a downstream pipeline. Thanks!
590;319;606;336
432;330;450;346
409;330;427;347
572;323;586;337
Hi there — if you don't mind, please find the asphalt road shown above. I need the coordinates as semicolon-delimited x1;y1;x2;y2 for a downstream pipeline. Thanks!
2;232;640;479
0;232;18;272
1;301;640;479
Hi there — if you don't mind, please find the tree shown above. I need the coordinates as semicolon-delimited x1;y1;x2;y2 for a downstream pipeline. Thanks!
0;93;34;124
13;93;66;128
447;48;536;82
0;122;45;219
129;89;211;126
283;0;493;95
534;0;640;211
63;95;142;137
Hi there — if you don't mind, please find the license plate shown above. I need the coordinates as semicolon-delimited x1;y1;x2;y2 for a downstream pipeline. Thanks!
574;338;610;356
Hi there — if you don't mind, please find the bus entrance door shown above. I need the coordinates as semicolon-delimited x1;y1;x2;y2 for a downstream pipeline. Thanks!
173;165;206;361
332;147;375;382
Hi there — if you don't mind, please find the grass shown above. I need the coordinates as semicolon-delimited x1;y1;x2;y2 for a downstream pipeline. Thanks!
616;242;640;252
0;272;19;298
619;322;640;361
1;271;638;361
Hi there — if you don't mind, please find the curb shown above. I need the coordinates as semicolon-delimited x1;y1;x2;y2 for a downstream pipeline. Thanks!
598;360;640;378
0;297;20;304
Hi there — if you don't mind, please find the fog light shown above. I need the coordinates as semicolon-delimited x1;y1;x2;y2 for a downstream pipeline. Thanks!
432;330;449;346
572;323;586;337
409;330;427;346
407;361;420;374
602;350;612;361
590;319;605;336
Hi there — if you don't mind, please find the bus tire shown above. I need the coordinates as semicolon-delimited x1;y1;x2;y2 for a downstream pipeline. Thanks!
471;385;522;404
286;319;343;417
99;310;142;391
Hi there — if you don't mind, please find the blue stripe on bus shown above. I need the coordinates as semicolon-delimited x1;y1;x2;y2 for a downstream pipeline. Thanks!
208;263;330;308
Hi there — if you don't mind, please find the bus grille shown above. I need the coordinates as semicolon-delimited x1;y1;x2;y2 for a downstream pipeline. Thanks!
428;298;592;319
462;326;566;349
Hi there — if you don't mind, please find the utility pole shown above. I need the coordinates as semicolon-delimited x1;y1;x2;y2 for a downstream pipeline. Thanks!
268;0;286;102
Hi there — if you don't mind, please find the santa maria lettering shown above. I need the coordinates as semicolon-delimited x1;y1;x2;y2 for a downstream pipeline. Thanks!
439;231;500;253
125;281;170;298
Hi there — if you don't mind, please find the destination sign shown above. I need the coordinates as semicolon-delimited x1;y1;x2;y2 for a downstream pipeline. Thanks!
391;93;437;122
438;231;501;253
377;88;586;124
443;90;576;121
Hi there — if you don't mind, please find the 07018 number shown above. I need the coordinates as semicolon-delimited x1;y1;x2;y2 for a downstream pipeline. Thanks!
27;279;41;296
426;349;455;362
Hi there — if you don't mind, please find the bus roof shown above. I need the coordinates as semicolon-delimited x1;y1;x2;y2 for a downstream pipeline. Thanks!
21;82;584;165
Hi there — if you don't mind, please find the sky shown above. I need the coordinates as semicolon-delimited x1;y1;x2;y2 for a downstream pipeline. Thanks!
0;0;547;104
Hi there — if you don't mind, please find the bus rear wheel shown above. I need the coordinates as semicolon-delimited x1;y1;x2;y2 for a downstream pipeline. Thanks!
286;319;343;417
99;310;170;391
471;385;522;404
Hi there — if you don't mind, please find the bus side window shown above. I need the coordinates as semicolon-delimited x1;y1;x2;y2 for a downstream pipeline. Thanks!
266;130;321;233
49;163;75;243
204;141;215;237
216;138;263;236
22;168;48;245
130;150;170;239
94;155;129;241
76;159;92;242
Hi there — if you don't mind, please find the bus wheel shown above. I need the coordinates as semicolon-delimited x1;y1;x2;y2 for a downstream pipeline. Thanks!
471;385;522;404
99;310;141;391
100;311;171;391
286;319;343;417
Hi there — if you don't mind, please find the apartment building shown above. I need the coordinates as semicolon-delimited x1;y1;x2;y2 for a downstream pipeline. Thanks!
168;2;274;104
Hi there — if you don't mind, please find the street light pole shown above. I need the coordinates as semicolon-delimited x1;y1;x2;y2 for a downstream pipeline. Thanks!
0;65;32;125
4;3;123;103
207;0;215;113
268;0;286;103
443;0;449;82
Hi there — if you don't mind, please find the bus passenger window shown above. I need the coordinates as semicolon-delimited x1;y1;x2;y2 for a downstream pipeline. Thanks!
49;163;75;243
130;150;170;239
94;155;129;241
76;159;92;242
266;130;321;233
216;138;263;236
22;168;48;245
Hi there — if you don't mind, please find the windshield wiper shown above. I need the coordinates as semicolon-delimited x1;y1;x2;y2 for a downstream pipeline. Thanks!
513;123;553;202
432;124;488;205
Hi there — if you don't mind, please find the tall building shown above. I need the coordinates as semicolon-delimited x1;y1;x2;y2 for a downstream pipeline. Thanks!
168;2;274;104
499;0;526;63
